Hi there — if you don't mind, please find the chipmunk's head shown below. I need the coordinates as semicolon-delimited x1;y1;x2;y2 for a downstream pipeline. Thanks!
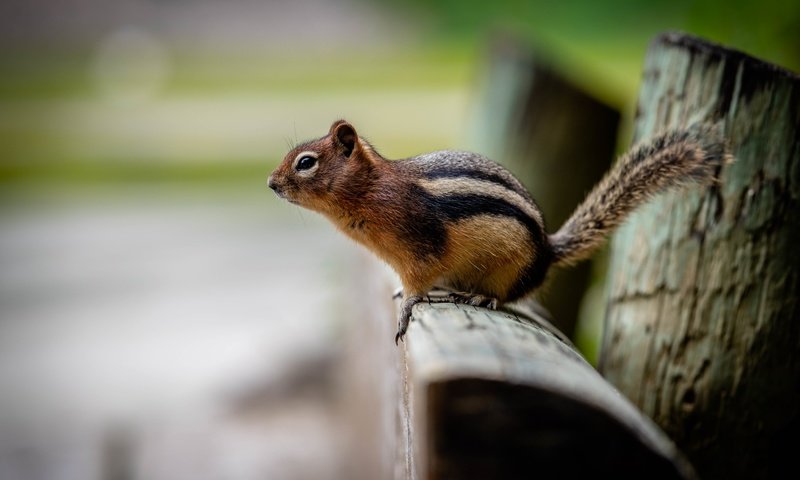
268;119;376;213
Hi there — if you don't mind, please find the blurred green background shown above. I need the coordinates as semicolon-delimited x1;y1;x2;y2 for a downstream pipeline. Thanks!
1;0;796;191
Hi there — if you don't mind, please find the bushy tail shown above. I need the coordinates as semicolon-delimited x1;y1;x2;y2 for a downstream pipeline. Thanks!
548;123;730;266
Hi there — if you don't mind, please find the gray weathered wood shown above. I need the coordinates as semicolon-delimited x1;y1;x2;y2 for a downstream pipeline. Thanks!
469;34;620;338
397;298;694;479
600;32;800;479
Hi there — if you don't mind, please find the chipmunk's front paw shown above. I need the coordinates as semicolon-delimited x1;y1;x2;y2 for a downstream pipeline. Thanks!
395;295;422;345
395;318;409;345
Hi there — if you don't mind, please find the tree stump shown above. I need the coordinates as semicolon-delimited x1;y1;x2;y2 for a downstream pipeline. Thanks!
600;32;800;479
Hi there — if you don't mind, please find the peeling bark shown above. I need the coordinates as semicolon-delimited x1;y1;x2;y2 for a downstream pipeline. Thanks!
600;33;800;479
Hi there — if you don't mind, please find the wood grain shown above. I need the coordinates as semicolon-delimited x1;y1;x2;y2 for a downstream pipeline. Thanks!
600;32;800;479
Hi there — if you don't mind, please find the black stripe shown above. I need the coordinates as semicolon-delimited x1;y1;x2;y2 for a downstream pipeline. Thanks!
423;167;530;199
509;244;553;300
413;188;553;298
400;189;449;260
420;192;543;240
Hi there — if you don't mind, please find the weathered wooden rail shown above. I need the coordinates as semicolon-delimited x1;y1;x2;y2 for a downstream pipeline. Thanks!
341;259;694;480
397;300;694;479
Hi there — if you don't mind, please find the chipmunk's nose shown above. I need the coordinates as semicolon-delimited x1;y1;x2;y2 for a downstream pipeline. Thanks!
267;175;277;191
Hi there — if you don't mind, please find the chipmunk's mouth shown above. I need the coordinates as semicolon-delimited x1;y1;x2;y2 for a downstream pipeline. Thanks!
268;184;300;205
272;189;297;204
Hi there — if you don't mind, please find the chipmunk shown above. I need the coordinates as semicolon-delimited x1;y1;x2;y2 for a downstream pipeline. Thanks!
268;120;728;344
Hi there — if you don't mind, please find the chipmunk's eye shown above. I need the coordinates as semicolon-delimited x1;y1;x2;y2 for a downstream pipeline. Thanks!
296;156;317;171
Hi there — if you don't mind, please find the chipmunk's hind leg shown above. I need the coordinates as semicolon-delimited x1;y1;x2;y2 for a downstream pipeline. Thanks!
392;285;452;300
395;291;497;344
447;292;499;310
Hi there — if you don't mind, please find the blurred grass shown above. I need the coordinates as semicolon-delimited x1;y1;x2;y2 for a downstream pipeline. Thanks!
383;0;800;74
0;160;268;185
0;47;474;99
0;45;474;188
381;0;800;123
2;0;796;189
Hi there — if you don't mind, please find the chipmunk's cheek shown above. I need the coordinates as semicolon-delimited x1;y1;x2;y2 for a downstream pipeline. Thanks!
285;192;301;205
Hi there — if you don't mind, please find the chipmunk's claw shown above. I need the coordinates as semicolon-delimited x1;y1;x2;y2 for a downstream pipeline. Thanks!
392;287;403;300
395;294;422;345
483;297;499;310
395;320;408;345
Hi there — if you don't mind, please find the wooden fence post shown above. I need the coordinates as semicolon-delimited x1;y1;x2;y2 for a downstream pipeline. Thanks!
600;32;800;478
469;34;620;338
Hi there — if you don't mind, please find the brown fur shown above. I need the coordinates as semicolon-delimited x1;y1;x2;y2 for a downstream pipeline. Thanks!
268;120;729;338
437;215;534;299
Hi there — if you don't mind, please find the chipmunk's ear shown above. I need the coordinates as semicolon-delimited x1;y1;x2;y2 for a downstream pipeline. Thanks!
330;120;358;157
